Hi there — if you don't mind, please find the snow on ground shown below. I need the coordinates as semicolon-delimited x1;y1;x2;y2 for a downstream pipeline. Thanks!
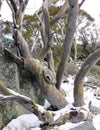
3;75;100;130
3;114;43;130
93;115;100;130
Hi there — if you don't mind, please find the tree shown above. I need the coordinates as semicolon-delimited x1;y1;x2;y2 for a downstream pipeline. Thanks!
71;9;95;61
0;0;100;126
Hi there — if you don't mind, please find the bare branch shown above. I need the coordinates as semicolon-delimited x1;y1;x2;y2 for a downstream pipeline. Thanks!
38;33;53;60
47;49;55;73
0;81;12;95
50;0;69;26
38;0;55;71
56;0;79;89
43;0;50;36
4;47;24;67
79;0;85;8
9;0;17;13
6;0;17;26
20;0;29;12
74;48;100;106
15;30;32;58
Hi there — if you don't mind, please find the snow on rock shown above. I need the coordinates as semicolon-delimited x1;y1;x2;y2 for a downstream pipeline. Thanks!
57;121;84;130
3;75;100;130
93;115;100;130
3;114;43;130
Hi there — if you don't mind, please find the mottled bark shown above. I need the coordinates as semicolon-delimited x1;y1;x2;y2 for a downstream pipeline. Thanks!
4;30;68;109
38;0;55;73
56;0;79;89
14;30;31;58
74;48;100;106
23;58;68;109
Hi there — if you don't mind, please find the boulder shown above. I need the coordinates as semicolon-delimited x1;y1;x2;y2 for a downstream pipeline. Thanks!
70;120;96;130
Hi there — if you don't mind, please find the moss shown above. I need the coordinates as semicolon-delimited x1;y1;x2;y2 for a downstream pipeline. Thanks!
3;27;10;34
0;103;18;129
74;83;84;106
74;84;84;95
24;14;38;21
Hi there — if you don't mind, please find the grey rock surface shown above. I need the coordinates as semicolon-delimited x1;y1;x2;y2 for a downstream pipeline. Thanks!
90;105;100;115
70;120;96;130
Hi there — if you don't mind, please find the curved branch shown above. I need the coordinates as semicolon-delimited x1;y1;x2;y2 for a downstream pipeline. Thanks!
74;48;100;106
6;0;17;26
15;30;32;58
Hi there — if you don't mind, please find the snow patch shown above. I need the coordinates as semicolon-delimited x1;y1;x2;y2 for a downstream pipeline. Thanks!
93;115;100;130
3;114;43;130
58;121;84;130
3;75;100;130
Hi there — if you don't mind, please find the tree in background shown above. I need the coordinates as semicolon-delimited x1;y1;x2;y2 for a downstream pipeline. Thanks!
0;0;100;126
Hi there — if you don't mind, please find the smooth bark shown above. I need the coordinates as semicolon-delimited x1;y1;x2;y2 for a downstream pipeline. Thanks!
74;48;100;106
56;0;79;89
